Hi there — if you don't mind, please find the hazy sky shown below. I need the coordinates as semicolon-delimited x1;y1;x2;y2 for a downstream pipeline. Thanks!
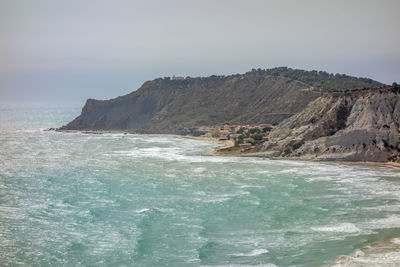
1;0;399;107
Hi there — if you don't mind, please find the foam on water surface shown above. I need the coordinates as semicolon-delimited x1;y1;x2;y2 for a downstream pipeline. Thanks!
311;223;361;233
230;249;269;257
2;108;400;266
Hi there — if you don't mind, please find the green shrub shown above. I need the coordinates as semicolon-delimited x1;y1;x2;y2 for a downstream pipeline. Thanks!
262;126;273;133
249;128;261;134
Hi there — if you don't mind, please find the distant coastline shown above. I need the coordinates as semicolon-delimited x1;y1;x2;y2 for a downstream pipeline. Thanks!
59;67;383;134
57;71;399;166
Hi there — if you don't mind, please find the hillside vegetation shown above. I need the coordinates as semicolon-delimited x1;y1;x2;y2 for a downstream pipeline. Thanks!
60;67;383;134
261;67;380;91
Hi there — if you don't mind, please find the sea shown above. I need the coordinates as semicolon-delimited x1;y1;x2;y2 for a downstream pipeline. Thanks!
1;107;400;267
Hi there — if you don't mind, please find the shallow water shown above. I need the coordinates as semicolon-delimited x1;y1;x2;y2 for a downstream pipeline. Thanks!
1;108;400;266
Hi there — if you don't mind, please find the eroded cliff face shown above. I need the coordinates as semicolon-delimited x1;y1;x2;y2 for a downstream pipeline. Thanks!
263;86;400;162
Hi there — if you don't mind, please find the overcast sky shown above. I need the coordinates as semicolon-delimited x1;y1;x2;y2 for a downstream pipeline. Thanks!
1;0;399;107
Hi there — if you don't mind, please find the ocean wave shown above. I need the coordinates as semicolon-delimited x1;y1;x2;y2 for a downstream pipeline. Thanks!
364;215;400;229
3;124;400;266
135;208;150;213
311;223;360;233
230;248;269;257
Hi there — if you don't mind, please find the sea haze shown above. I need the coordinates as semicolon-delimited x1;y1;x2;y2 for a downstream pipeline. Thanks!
1;108;400;266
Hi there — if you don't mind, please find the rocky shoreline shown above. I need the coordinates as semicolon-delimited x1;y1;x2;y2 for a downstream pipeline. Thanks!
329;237;400;266
204;138;400;168
235;85;400;165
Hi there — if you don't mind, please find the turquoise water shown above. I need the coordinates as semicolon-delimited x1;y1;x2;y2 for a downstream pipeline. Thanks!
1;108;400;266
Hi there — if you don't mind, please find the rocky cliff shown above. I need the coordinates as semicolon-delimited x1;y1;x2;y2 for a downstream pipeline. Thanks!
262;85;400;163
60;67;382;134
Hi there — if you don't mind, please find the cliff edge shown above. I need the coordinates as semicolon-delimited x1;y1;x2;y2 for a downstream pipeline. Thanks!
262;85;400;163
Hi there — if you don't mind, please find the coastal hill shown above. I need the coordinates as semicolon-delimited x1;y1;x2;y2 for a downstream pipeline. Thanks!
60;67;382;134
262;84;400;162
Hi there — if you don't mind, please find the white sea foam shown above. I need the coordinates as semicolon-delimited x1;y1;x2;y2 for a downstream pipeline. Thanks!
192;167;207;173
365;215;400;229
391;238;400;244
230;249;269;257
4;115;400;267
311;223;360;233
135;208;149;213
238;185;265;189
202;197;231;203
